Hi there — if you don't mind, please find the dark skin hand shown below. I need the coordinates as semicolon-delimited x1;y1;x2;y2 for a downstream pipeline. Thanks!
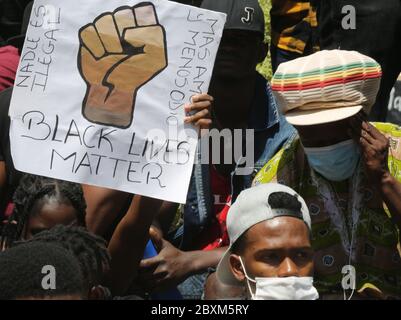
349;112;391;184
138;227;226;293
349;112;401;230
184;93;213;129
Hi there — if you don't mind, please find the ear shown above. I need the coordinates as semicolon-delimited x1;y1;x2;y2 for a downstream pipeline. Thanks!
88;286;107;300
229;254;246;282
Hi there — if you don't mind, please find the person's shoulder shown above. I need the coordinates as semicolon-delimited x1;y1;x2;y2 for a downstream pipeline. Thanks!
253;133;300;185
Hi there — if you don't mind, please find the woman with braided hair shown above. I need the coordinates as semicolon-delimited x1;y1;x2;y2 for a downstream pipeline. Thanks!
0;173;86;250
26;225;112;299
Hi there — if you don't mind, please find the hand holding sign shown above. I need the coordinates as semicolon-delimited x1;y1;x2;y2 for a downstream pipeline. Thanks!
78;3;168;128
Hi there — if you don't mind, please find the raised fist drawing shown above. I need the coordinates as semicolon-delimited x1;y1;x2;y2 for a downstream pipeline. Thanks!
78;2;168;128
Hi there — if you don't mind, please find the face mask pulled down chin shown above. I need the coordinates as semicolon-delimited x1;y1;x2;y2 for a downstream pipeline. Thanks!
239;257;319;300
303;139;360;182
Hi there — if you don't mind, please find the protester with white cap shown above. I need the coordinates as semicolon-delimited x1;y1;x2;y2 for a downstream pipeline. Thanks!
254;49;401;299
215;183;318;300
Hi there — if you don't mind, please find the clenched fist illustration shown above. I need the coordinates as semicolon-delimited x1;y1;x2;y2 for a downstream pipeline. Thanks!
78;3;168;128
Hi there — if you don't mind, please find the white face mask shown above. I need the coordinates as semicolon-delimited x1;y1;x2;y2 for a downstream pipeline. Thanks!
239;257;319;300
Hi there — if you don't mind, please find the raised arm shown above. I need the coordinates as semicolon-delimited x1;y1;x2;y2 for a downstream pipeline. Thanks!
104;195;163;296
350;115;401;229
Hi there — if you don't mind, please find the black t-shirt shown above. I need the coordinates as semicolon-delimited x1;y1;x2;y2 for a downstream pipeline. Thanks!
0;86;22;209
0;0;32;41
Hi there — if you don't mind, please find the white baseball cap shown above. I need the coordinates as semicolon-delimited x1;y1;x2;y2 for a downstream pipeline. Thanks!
216;183;312;286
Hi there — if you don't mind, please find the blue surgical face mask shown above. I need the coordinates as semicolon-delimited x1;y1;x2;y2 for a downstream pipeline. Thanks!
303;139;360;182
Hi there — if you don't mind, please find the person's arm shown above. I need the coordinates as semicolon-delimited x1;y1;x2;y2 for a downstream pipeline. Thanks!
104;195;163;296
138;228;226;293
350;115;401;229
100;93;214;294
82;185;132;236
186;247;226;275
152;201;180;237
150;93;214;236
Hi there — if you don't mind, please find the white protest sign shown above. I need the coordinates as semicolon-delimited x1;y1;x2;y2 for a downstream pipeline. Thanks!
9;0;226;203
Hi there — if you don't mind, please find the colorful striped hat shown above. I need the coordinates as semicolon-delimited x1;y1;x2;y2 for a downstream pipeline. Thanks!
271;50;382;126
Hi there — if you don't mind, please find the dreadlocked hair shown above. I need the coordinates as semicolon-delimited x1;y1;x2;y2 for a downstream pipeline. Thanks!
25;225;110;290
0;174;86;249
